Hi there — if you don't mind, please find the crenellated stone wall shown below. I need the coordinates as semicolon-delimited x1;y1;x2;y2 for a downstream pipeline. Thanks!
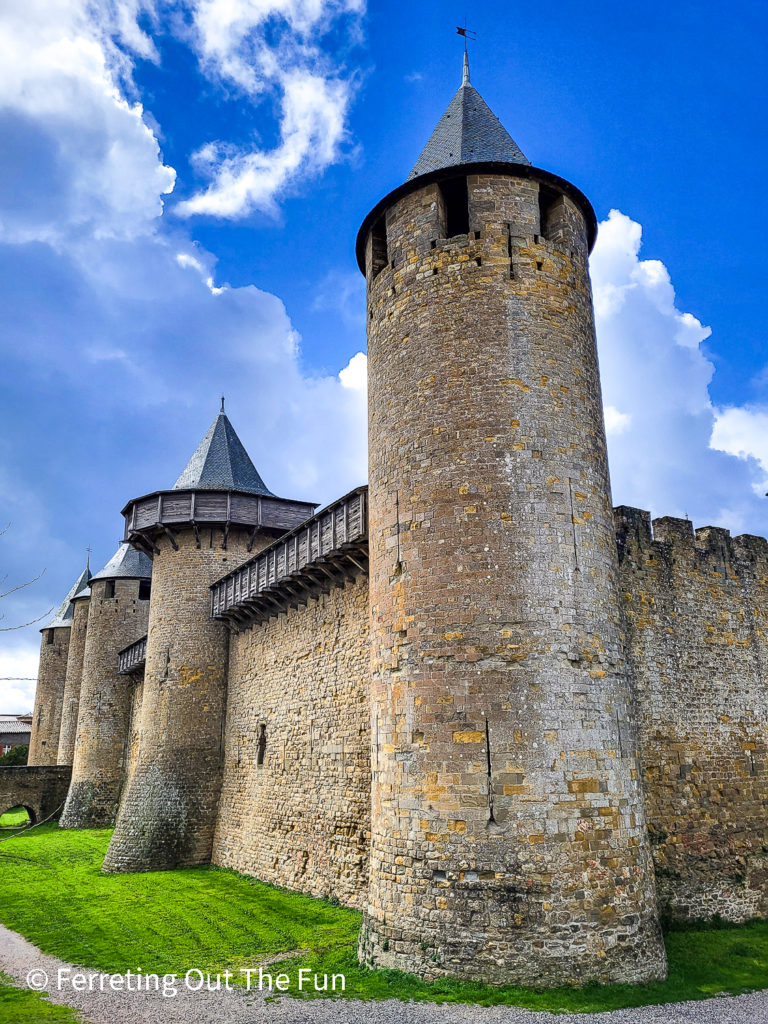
213;575;370;908
615;507;768;922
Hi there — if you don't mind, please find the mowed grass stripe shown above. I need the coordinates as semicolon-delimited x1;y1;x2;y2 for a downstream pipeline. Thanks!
0;825;766;1012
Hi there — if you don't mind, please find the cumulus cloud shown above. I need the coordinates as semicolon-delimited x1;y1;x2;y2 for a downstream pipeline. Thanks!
0;0;367;700
175;0;363;217
710;406;768;494
591;210;765;533
0;2;175;246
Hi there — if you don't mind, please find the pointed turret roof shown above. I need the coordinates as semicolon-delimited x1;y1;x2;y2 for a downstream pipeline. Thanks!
91;543;152;583
173;401;275;496
408;54;529;180
42;564;92;630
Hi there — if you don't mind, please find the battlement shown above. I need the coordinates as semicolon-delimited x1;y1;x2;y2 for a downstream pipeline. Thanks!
614;505;768;570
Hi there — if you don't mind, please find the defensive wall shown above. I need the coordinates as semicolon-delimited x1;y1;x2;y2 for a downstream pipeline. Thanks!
616;507;768;922
212;487;371;907
213;577;370;907
0;766;72;824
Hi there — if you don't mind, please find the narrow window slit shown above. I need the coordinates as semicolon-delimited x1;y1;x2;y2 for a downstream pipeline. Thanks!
439;176;469;237
370;216;388;279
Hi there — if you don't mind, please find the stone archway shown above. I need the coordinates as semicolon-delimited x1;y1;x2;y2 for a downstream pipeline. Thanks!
0;766;72;826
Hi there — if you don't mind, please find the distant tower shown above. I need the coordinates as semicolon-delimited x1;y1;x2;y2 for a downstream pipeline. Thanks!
102;406;316;872
28;564;90;765
59;544;152;828
56;586;91;766
358;58;666;985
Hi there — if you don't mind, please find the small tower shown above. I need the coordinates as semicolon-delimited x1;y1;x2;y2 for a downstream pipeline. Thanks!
28;564;90;765
358;59;666;985
102;405;316;872
59;543;152;828
56;586;91;766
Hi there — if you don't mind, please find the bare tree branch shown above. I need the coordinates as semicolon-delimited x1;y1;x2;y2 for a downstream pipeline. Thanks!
0;607;53;632
0;568;46;601
1;525;49;630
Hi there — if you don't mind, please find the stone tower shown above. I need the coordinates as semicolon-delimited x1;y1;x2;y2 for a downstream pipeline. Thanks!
59;544;152;828
28;564;91;765
358;58;667;986
102;405;315;872
57;586;91;766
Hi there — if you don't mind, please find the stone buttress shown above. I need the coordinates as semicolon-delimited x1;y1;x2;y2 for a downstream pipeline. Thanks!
28;565;91;766
59;544;152;828
102;406;315;872
357;60;667;986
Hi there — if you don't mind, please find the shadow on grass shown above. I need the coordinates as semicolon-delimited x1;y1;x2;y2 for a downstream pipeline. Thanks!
0;825;766;1013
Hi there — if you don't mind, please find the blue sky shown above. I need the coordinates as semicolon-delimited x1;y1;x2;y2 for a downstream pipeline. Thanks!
1;0;766;710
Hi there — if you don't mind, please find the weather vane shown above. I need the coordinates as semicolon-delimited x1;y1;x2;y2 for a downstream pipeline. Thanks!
456;22;476;53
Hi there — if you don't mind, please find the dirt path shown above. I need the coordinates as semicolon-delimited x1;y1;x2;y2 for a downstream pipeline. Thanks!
1;923;766;1023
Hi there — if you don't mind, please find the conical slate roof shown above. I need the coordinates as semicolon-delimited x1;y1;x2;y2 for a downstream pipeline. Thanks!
43;564;92;630
408;55;529;180
91;543;152;583
173;405;275;496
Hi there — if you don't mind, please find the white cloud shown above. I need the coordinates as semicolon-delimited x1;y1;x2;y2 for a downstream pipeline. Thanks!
711;406;768;494
0;1;368;660
0;2;175;246
339;350;366;391
175;0;363;217
177;70;352;217
0;643;40;714
603;405;631;436
592;210;766;533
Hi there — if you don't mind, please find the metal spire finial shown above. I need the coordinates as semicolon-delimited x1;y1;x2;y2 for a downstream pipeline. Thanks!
220;395;225;414
86;545;91;570
456;23;476;86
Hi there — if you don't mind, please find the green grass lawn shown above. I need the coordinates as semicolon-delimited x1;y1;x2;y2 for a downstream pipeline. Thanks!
0;825;766;1013
0;974;83;1023
0;806;31;829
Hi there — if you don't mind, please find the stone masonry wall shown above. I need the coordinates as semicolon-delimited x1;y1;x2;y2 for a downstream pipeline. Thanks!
28;626;71;765
60;578;150;828
616;508;768;922
213;575;370;908
57;596;90;766
0;765;72;824
362;173;665;987
103;528;258;873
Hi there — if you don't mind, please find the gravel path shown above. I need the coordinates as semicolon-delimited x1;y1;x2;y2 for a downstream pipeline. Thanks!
1;924;766;1024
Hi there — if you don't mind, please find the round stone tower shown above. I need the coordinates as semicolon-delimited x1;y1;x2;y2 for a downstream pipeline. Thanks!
57;588;91;766
59;544;152;828
28;564;90;766
102;403;316;872
357;58;666;986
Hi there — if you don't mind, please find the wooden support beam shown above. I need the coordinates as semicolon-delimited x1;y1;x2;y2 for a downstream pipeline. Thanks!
159;523;179;551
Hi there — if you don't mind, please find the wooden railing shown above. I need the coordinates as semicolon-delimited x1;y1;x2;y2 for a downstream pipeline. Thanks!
122;490;317;557
211;486;368;626
118;635;147;675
